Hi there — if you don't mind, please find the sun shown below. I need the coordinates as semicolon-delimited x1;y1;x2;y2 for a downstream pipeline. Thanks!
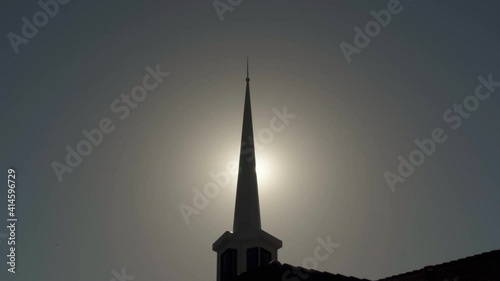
255;154;272;186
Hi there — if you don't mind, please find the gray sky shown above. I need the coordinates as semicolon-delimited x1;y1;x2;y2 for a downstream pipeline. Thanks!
1;1;500;281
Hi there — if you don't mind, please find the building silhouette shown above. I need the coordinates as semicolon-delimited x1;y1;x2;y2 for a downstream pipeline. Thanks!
213;60;500;281
213;58;282;281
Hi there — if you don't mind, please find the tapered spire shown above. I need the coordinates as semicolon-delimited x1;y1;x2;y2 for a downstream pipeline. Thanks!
213;60;282;281
233;57;262;233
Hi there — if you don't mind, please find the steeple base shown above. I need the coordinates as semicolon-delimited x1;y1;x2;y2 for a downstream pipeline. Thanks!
213;230;282;281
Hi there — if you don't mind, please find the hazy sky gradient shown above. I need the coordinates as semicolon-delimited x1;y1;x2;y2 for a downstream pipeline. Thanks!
1;1;500;281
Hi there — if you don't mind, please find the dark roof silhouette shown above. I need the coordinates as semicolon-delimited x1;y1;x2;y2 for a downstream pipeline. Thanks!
234;249;500;281
235;260;369;281
378;249;500;281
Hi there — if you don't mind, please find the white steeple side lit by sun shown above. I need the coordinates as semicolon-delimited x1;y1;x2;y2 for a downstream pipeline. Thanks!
212;58;282;281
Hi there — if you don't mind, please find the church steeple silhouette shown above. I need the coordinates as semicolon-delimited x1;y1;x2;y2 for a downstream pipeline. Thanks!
233;56;261;234
213;58;283;281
